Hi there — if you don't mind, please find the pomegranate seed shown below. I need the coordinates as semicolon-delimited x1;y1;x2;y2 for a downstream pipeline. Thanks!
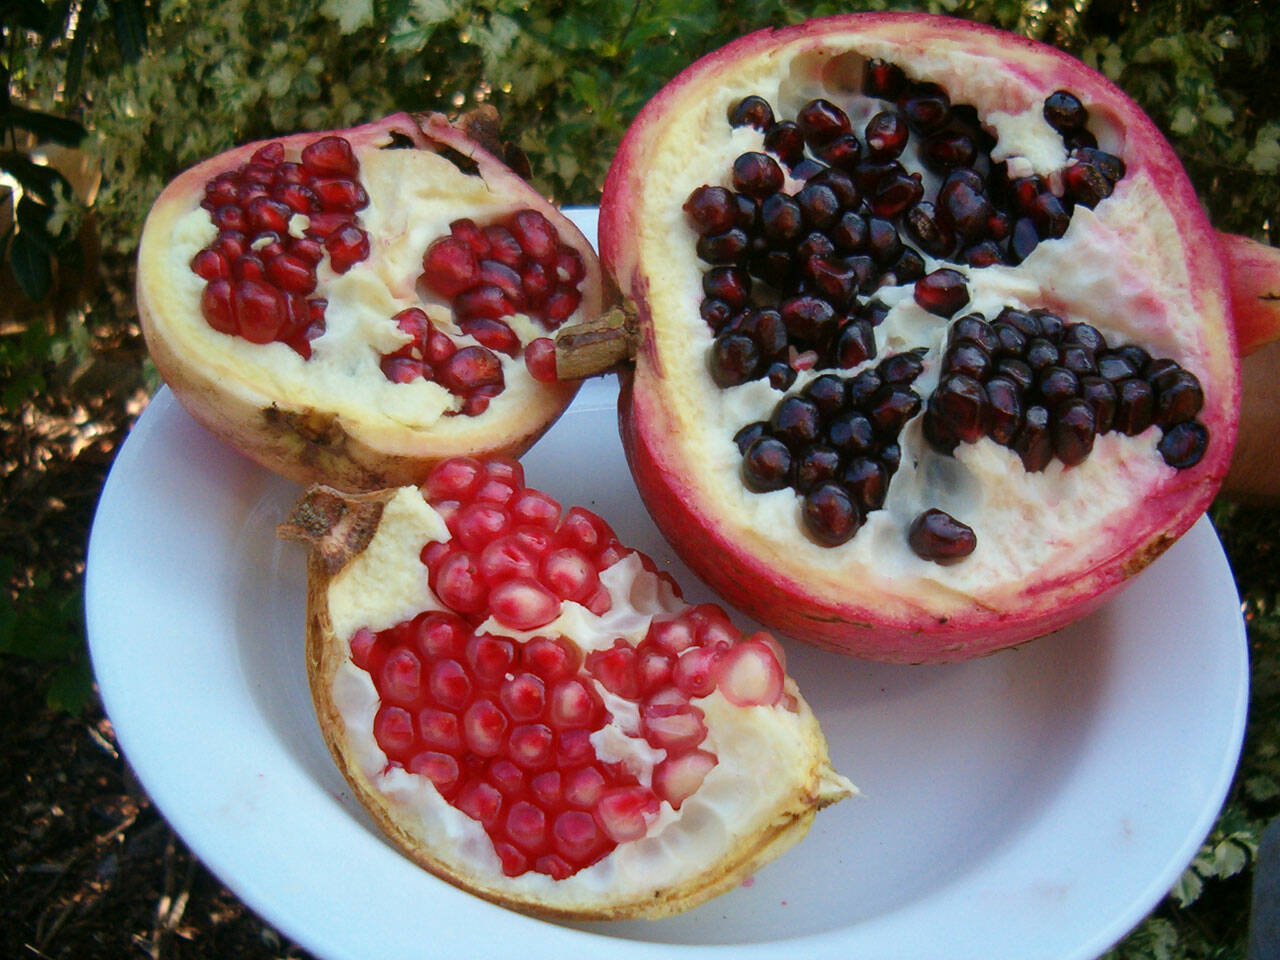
190;248;228;281
304;210;353;239
301;135;358;177
563;765;607;808
309;176;368;211
455;284;515;322
535;855;574;880
373;705;415;758
499;673;546;721
438;345;503;394
715;640;785;707
325;224;369;274
414;612;467;660
511;487;561;528
233;279;286;343
524;337;559;383
424;326;456;364
558;506;612;556
552;809;603;861
635;647;674;694
452;501;512;551
231;253;266;283
349;627;378;670
381;356;423;383
586;642;639;699
247;196;292;234
523;637;578;682
489;577;561;630
463;698;508;756
914;268;971;317
544;287;582;325
408;751;460;797
489;756;527;796
289;235;324;265
422;236;481;297
505;800;548;852
460;317;521;357
908;509;977;563
265;253;317;295
640;702;708;754
416;708;463;752
494;841;528;877
555;245;586;284
455;778;503;828
653;749;717;809
431;550;487;613
204;174;240;208
450;218;491;256
200;279;237;334
508;723;554;769
539;547;598;603
427;658;471;710
484;225;523;267
647;618;697;655
556;728;595;768
673;646;722;698
461;634;513;685
594;786;659;843
531;770;562;806
212;204;246;231
379;648;423;705
479;535;541;585
425;457;483;501
509;209;559;263
521;261;551;306
274;182;320;214
548;678;596;729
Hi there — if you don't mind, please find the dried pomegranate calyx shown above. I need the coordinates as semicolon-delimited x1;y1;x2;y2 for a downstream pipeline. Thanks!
598;13;1239;662
280;461;853;920
139;112;604;490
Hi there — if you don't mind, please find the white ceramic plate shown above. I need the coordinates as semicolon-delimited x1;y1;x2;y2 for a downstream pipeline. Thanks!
86;210;1248;960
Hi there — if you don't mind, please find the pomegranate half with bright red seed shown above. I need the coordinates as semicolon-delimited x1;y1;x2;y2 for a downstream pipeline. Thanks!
138;110;603;491
593;14;1243;663
278;457;852;920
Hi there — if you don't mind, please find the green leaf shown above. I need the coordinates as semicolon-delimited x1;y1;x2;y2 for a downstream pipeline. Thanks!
8;230;53;300
46;655;94;713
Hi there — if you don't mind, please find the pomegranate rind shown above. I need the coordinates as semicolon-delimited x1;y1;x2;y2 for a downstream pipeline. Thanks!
599;13;1239;663
280;483;853;920
138;113;600;491
1221;231;1280;357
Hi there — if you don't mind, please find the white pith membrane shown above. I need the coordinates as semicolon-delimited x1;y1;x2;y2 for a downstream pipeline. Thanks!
138;131;589;461
619;33;1229;629
318;486;854;916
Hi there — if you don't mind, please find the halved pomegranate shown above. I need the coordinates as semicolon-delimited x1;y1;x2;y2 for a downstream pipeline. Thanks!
137;110;604;491
592;13;1243;662
278;457;853;920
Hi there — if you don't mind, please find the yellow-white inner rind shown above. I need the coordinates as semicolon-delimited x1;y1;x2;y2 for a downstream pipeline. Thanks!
325;488;854;910
629;38;1209;621
142;148;578;455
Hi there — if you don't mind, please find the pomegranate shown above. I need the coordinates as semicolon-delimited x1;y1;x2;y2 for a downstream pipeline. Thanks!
590;13;1244;662
277;456;853;920
137;110;603;491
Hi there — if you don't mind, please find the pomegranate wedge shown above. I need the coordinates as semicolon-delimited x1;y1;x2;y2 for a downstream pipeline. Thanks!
138;111;603;491
278;457;853;920
594;13;1240;662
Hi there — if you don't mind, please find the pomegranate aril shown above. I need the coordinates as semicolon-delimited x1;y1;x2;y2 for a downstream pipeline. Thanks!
325;224;369;274
594;786;659;843
673;646;721;698
373;705;415;758
509;209;559;265
432;550;488;613
465;634;517;685
545;287;582;325
274;182;320;215
552;810;604;861
428;658;472;710
310;176;368;211
908;509;977;562
439;346;503;396
508;723;555;770
653;750;717;809
495;841;529;877
731;152;785;198
499;673;546;721
524;337;559;383
523;636;578;682
380;648;424;705
456;778;503;828
489;577;561;630
422;237;481;297
417;707;463;752
247;196;292;234
305;210;354;239
301;135;358;177
425;456;482;501
463;698;509;757
1158;421;1209;469
548;678;597;729
641;702;707;753
233;279;286;343
190;248;228;281
484;225;524;267
265;254;317;295
408;751;461;798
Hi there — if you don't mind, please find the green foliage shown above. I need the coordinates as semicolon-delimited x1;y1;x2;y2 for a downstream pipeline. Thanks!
0;557;92;712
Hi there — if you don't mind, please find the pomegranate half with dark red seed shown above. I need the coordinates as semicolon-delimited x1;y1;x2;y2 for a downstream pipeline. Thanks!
138;111;603;491
588;13;1253;663
278;457;853;919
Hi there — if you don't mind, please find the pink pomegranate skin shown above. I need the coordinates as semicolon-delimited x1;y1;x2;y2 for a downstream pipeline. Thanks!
600;13;1240;663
